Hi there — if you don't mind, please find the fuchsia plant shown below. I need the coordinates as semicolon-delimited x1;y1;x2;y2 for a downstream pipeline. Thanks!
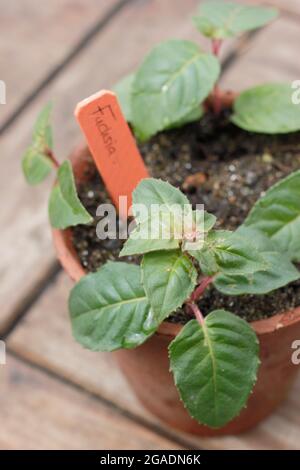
68;176;300;428
22;1;300;429
115;1;300;139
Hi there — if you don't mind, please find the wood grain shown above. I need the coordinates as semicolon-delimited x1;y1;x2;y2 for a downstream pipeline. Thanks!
8;272;300;450
0;0;121;127
0;355;182;450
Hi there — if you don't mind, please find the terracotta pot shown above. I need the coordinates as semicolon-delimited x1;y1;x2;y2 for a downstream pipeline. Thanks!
52;97;300;436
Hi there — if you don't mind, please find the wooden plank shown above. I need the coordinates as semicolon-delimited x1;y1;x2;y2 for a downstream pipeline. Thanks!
9;272;300;450
0;0;121;127
221;15;300;90
0;355;182;450
0;0;218;333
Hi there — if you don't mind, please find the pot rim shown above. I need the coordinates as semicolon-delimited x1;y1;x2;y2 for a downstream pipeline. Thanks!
52;88;300;339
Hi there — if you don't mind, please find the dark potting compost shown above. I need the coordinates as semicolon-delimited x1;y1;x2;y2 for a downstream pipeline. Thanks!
72;111;300;322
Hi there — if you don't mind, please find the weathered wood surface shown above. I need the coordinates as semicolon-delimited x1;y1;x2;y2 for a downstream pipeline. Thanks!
8;272;300;450
0;355;183;450
0;0;121;127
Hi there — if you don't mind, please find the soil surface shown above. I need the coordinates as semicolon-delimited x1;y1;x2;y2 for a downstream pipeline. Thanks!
72;110;300;322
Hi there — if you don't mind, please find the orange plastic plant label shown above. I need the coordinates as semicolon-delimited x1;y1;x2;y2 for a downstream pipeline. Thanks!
75;90;149;218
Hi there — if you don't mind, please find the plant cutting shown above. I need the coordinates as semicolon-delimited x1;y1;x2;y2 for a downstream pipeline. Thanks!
22;120;300;428
22;1;300;435
115;1;300;140
68;176;300;429
22;104;93;229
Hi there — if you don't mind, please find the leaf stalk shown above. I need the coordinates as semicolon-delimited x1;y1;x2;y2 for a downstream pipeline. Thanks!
187;276;215;326
188;302;205;326
45;148;60;169
191;276;215;302
211;39;223;115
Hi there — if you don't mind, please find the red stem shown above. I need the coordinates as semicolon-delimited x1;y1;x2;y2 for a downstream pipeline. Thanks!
212;39;222;56
186;276;214;326
45;149;60;169
211;39;223;116
190;276;214;302
189;302;205;326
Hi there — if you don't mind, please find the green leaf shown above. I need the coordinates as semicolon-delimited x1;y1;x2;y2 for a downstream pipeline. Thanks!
191;243;219;276
113;73;135;123
192;230;268;276
131;40;220;140
113;74;204;130
202;211;217;232
193;1;278;39
69;262;158;351
121;179;191;256
215;251;300;295
133;178;190;215
123;179;216;256
120;213;180;257
214;227;300;295
121;208;215;257
22;148;53;185
189;209;217;234
48;160;93;229
132;177;191;228
120;206;195;257
182;209;216;252
33;102;53;149
142;250;197;323
244;170;300;261
166;105;204;130
169;310;260;428
231;83;300;134
22;103;54;185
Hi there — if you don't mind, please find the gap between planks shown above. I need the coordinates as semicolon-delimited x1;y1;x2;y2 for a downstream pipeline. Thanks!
0;0;136;136
7;348;195;451
1;261;61;339
0;354;185;450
